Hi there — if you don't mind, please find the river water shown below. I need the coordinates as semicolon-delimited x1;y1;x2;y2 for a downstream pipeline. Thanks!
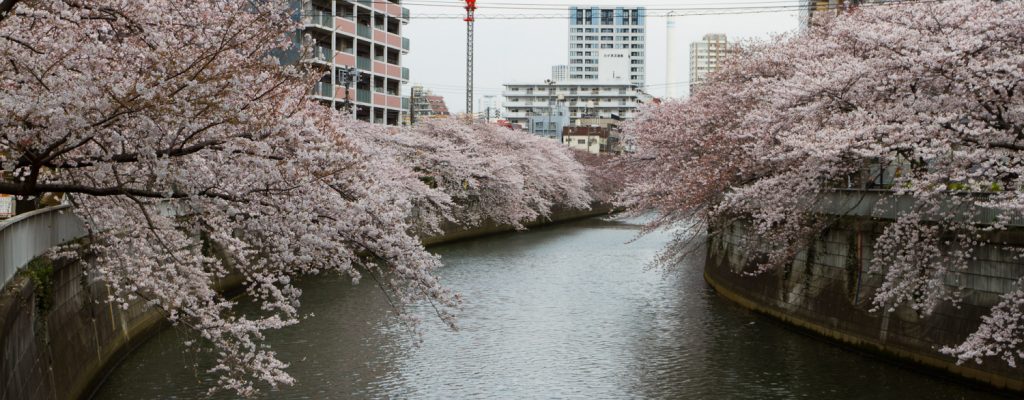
93;217;1004;399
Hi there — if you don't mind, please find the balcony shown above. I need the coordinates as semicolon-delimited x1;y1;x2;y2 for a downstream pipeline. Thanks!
305;11;334;30
356;56;371;71
356;24;372;39
312;82;333;98
357;89;371;103
387;95;402;109
307;45;331;64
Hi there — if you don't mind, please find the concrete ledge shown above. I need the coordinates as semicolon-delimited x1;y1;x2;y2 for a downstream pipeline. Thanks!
422;205;615;247
704;268;1024;394
0;206;611;400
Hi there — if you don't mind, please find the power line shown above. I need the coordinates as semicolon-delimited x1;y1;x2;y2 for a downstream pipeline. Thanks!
405;0;942;19
396;0;809;10
299;0;942;20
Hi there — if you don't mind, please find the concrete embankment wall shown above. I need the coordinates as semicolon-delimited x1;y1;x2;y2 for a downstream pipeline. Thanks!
0;205;612;400
705;218;1024;392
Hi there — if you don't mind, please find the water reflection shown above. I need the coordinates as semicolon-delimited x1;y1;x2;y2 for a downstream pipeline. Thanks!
93;216;1005;399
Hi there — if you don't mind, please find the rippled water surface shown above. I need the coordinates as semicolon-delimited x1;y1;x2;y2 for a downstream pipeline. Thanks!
94;217;1005;399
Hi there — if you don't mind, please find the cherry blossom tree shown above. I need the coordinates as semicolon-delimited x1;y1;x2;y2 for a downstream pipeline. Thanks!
0;0;589;395
621;0;1024;367
350;118;591;231
572;150;625;205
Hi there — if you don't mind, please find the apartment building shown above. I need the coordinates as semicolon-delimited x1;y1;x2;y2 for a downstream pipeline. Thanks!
689;33;733;94
477;95;503;122
567;6;647;87
799;0;881;30
525;104;571;141
502;82;653;133
551;65;569;82
562;126;618;154
409;85;450;123
300;0;410;125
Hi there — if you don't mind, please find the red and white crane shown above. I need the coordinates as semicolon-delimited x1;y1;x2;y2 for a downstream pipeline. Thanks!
464;0;476;117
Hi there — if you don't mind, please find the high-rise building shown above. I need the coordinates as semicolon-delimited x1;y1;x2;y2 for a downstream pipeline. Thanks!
551;65;569;82
409;85;450;123
567;6;647;87
689;33;732;94
299;0;411;125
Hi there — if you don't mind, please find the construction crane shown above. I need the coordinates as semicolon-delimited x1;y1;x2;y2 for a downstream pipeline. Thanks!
464;0;476;118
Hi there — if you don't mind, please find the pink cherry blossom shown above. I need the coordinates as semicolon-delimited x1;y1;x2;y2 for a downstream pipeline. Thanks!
621;0;1024;368
0;1;590;395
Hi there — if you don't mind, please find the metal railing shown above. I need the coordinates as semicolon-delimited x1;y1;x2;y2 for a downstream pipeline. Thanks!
357;89;372;103
308;45;331;63
356;24;372;39
820;189;1024;228
304;11;334;29
1;205;86;289
312;81;333;97
356;56;371;71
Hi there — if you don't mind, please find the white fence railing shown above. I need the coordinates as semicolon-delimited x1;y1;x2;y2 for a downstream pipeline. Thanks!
820;189;1024;228
0;205;86;288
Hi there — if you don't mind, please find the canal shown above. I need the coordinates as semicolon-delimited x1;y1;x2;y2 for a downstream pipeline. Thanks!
93;217;1004;399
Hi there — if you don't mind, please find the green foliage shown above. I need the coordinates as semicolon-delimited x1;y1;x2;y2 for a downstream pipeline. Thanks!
947;182;968;191
25;257;55;315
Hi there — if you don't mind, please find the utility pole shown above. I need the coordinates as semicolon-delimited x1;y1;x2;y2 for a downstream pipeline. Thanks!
464;0;476;118
544;79;555;138
338;66;361;116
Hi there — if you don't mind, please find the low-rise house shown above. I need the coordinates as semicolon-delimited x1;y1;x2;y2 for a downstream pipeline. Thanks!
563;126;618;154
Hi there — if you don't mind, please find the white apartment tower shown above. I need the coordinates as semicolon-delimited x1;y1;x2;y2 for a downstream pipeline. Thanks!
551;65;568;82
567;6;647;87
689;33;732;94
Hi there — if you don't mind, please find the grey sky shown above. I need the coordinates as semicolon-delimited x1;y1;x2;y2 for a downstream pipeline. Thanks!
402;1;800;114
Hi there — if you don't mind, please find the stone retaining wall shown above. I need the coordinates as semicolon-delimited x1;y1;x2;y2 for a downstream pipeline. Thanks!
705;218;1024;393
0;205;612;400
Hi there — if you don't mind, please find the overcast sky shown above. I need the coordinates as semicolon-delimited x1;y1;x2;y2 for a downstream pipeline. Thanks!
402;1;801;114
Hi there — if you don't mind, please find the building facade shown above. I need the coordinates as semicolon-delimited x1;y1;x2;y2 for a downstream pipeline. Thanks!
409;85;450;123
524;104;571;141
562;126;617;154
477;95;503;122
551;65;568;82
300;0;410;125
689;33;732;94
799;0;880;30
503;82;653;134
567;6;647;87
